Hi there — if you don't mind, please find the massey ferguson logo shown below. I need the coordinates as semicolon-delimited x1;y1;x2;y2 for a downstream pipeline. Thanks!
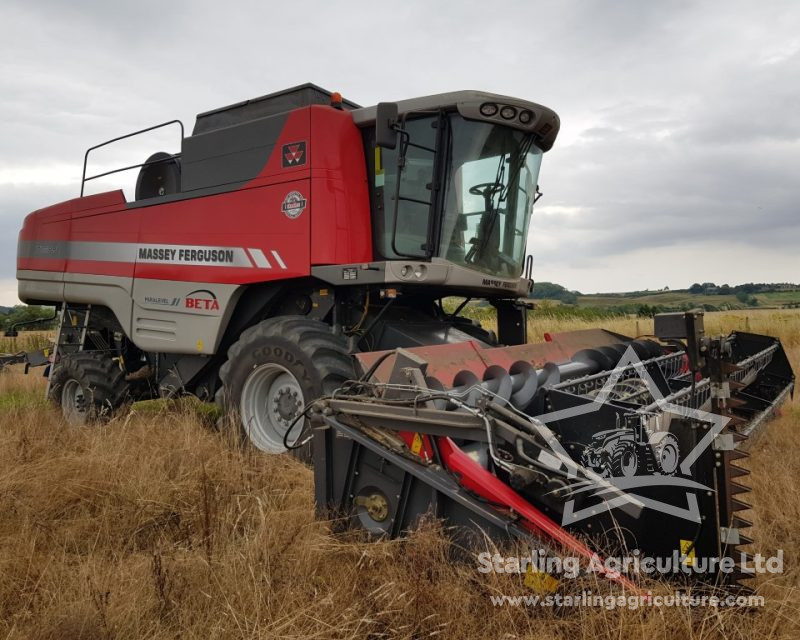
281;141;306;167
184;289;219;311
482;278;517;290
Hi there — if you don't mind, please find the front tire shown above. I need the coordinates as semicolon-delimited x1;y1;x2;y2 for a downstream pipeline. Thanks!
48;352;129;425
217;316;354;459
609;440;639;477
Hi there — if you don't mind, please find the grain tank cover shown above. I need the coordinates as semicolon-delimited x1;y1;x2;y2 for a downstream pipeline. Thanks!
192;83;361;135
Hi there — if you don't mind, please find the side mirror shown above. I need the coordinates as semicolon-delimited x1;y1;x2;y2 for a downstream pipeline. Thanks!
375;102;399;149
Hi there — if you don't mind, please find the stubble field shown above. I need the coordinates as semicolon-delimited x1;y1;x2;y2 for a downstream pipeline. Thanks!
0;310;798;639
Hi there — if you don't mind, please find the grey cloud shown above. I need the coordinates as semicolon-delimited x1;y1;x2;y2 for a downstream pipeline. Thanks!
1;0;798;301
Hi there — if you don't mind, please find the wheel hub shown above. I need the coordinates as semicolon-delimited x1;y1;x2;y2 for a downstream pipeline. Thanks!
354;492;390;523
273;385;302;423
61;378;88;425
240;363;305;453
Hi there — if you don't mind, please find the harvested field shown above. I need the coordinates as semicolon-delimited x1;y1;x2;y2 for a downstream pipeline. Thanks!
0;310;798;639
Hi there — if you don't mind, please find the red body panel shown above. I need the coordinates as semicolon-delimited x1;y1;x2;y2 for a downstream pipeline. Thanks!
309;106;372;265
356;329;636;388
18;106;372;284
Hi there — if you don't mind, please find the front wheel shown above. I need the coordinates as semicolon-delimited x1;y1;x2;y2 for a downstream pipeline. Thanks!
609;440;639;478
217;316;354;460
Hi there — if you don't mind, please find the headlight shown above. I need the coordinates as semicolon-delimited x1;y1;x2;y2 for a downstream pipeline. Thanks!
500;105;517;120
480;103;498;117
519;109;533;124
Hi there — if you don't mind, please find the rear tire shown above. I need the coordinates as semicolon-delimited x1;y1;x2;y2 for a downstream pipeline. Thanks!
49;352;129;425
217;316;354;461
651;432;680;475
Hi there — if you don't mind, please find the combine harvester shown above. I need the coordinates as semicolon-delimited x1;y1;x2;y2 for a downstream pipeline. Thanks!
15;84;794;591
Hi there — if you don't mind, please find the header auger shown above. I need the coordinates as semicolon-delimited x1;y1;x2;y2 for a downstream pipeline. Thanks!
13;83;793;593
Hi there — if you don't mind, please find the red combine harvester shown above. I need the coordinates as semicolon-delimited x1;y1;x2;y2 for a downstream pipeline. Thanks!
15;84;794;591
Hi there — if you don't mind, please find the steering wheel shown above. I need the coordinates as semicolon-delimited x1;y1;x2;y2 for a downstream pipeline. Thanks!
469;182;504;197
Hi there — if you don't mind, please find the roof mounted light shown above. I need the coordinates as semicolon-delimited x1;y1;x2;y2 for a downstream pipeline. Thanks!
500;105;517;120
479;102;498;117
519;109;533;124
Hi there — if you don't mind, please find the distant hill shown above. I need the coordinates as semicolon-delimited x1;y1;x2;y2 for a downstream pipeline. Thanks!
531;282;581;304
531;282;800;316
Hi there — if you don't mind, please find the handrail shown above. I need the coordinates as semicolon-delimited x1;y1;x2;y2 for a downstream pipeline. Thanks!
80;119;184;196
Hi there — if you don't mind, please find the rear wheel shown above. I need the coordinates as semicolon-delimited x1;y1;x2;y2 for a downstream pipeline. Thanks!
651;432;680;475
48;352;129;425
217;316;354;460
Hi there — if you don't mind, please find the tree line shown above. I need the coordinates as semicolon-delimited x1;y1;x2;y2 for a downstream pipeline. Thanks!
0;305;57;332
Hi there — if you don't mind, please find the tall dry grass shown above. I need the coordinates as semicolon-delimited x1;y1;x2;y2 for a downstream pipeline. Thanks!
0;310;798;639
525;307;800;349
0;331;52;355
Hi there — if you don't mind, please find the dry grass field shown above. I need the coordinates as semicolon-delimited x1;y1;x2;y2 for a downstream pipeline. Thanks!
0;310;797;639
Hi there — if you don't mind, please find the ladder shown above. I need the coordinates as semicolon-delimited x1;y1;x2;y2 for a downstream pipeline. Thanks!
45;303;92;398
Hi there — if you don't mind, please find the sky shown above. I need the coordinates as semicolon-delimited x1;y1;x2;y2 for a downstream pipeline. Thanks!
1;0;798;305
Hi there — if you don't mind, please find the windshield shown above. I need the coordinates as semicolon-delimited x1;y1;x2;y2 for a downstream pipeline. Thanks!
439;116;542;278
366;113;543;278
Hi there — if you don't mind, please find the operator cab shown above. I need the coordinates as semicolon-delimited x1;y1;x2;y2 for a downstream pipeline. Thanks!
352;92;559;291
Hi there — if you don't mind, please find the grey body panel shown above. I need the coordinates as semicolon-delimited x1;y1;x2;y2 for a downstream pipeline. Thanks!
193;83;359;135
18;240;281;272
18;269;133;335
17;267;242;356
17;238;287;355
352;90;560;151
130;279;242;354
18;269;65;304
64;272;134;333
312;258;532;297
126;84;358;207
179;112;288;194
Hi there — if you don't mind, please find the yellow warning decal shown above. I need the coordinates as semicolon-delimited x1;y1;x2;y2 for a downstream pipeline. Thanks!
524;565;559;594
196;339;204;352
679;539;696;566
374;148;385;187
410;432;424;456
